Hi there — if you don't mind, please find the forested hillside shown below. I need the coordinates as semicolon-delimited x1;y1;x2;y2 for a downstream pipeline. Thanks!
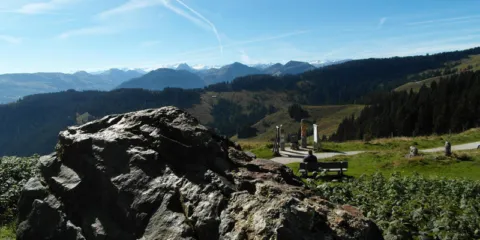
331;70;480;141
395;54;480;92
2;47;480;156
206;47;480;105
0;88;200;156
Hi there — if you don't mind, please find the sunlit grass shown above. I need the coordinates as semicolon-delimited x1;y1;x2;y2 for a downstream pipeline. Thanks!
247;104;364;142
0;223;16;240
287;149;480;181
320;128;480;152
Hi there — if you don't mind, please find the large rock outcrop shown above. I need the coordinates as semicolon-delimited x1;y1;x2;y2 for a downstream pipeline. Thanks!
17;107;383;240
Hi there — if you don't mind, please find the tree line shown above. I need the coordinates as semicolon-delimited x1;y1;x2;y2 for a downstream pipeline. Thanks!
209;98;277;138
0;88;201;156
330;70;480;141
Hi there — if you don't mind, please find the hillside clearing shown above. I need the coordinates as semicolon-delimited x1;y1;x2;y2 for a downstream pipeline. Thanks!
186;90;292;124
395;54;480;92
240;104;364;142
321;127;480;152
394;75;445;92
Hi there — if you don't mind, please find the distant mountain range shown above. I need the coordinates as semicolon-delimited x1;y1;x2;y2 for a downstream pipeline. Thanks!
199;62;263;85
117;69;205;90
263;61;316;75
117;60;331;90
0;59;349;104
0;69;144;103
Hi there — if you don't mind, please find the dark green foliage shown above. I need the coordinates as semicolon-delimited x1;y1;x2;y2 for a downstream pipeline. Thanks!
0;88;201;156
237;126;257;138
206;47;480;105
209;99;244;137
267;105;277;114
314;173;480;239
287;104;309;122
210;99;268;138
331;70;480;141
0;155;39;225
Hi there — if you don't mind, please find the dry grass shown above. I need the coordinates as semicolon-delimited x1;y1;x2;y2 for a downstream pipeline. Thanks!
245;104;364;142
236;141;268;150
456;54;480;72
394;75;445;92
187;90;292;124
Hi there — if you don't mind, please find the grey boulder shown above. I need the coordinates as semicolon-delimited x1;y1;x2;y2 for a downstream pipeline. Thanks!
17;106;383;240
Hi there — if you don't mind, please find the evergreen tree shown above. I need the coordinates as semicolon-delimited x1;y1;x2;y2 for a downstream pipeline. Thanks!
288;104;309;122
331;70;480;141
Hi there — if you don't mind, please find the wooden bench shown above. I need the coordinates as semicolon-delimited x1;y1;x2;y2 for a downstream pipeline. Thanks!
299;161;348;177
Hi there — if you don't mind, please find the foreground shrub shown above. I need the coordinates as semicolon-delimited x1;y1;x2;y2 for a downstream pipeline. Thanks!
0;155;40;225
313;172;480;239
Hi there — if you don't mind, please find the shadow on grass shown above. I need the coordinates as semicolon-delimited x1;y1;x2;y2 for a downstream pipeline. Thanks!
318;148;346;154
303;173;354;182
283;154;305;159
283;149;307;155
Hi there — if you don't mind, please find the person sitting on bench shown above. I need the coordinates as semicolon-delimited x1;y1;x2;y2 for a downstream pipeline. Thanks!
303;150;317;163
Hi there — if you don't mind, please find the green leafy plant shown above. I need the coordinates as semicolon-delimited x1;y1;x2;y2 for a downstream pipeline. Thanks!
312;172;480;239
0;155;40;225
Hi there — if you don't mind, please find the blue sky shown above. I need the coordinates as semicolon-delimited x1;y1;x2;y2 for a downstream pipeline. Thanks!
0;0;480;73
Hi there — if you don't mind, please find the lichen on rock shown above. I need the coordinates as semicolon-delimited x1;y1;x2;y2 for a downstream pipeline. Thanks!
17;106;383;240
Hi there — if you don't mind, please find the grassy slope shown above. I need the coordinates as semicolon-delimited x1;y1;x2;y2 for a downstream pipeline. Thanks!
0;225;15;239
321;127;480;151
286;128;480;180
394;75;446;92
242;104;364;142
287;150;480;180
456;54;480;71
186;90;292;124
395;54;480;92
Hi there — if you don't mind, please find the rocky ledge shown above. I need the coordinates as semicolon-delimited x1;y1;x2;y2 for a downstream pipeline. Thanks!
16;107;383;240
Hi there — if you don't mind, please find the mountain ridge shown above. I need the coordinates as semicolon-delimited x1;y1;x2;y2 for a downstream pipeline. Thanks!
117;68;206;90
0;60;348;102
0;69;144;103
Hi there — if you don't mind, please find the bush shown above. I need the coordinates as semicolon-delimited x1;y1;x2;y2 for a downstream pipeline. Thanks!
363;133;373;142
287;104;309;122
454;153;472;161
313;172;480;239
0;155;40;225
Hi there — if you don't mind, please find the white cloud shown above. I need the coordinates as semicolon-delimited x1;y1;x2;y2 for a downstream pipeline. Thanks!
96;0;223;54
239;50;251;64
407;15;480;26
160;0;209;30
57;26;116;39
97;0;163;19
173;0;223;54
378;17;387;28
176;30;311;57
17;0;75;14
0;35;22;44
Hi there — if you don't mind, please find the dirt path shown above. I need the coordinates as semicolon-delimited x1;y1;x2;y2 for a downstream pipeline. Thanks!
271;141;480;165
421;141;480;153
271;147;364;165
